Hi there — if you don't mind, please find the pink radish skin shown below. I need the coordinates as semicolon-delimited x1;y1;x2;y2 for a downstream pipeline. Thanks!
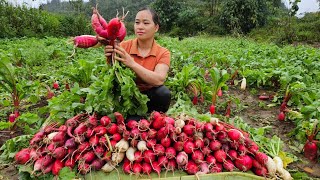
151;161;161;178
100;116;111;126
112;133;122;142
143;150;155;163
235;155;253;172
91;158;105;170
192;150;204;164
227;149;238;161
206;155;216;166
183;141;195;154
173;141;184;152
202;146;212;156
52;147;67;159
186;160;199;175
114;112;125;125
82;151;96;163
142;162;152;176
209;140;222;151
154;144;165;156
65;138;76;149
223;159;235;171
52;159;64;175
176;151;188;166
255;152;268;165
15;148;31;164
107;123;118;135
138;119;150;131
73;123;87;136
93;126;107;136
146;139;156;149
198;162;210;174
65;158;76;169
228;129;243;141
194;139;204;149
127;120;138;129
134;151;143;162
183;124;194;136
161;137;171;148
123;161;131;174
253;167;268;176
211;163;223;173
165;147;177;159
89;136;100;147
214;150;227;163
158;156;169;167
33;157;44;172
151;116;165;130
148;129;157;139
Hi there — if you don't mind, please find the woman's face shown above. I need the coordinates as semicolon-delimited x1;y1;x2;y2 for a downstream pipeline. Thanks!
134;10;159;41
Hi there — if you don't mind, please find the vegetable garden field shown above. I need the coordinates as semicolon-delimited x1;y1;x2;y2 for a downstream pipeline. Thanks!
0;35;319;179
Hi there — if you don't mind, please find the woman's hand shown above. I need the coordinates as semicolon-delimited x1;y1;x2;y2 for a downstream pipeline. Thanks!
105;45;136;68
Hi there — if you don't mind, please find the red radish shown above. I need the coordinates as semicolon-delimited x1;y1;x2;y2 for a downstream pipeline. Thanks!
258;95;270;100
202;146;211;156
235;155;253;171
255;152;268;165
211;163;223;173
107;18;122;41
158;156;169;167
41;163;53;174
223;159;235;171
114;112;124;125
93;126;107;136
206;155;216;166
173;141;184;152
146;139;156;149
33;157;44;172
176;151;188;166
138;119;150;131
91;7;108;38
147;129;157;139
183;141;195;154
186;160;199;175
130;128;140;139
94;145;105;157
164;117;175;126
65;158;76;169
53;81;59;90
130;138;138;147
127;120;138;129
154;144;165;156
73;35;99;48
167;159;177;172
191;150;204;164
253;167;268;176
141;162;152;176
227;149;238;161
78;142;90;152
198;162;210;174
165;147;176;159
100;116;111;126
52;147;67;159
85;128;94;138
252;159;263;169
82;151;96;163
30;148;41;161
107;123;118;134
89;136;100;147
183;124;194;136
42;154;54;167
65;115;79;138
30;131;45;145
143;150;155;163
73;123;87;136
192;96;198;105
151;116;165;130
161;137;171;148
91;158;105;170
134;151;143;162
151;161;161;178
214;150;227;163
209;104;215;114
194;139;204;149
140;132;148;141
304;139;318;161
52;159;64;175
9;113;16;123
15;148;30;164
117;21;127;42
52;131;66;143
123;161;131;174
209;140;222;151
278;111;285;121
47;87;54;99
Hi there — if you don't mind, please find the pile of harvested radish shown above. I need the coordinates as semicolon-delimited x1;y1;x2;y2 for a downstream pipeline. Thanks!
14;111;292;179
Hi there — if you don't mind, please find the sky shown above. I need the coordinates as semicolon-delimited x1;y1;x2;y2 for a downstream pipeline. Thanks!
6;0;320;16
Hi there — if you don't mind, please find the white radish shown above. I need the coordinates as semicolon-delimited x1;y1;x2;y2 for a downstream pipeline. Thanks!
210;117;219;125
137;141;148;152
112;152;125;164
273;156;292;180
101;161;116;172
115;139;129;152
265;156;276;177
126;147;136;162
175;119;185;128
241;77;246;90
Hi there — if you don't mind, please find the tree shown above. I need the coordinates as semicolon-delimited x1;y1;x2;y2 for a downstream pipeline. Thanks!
151;0;181;32
220;0;268;34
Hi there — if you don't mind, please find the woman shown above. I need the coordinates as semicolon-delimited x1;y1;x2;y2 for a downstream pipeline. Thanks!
104;7;171;117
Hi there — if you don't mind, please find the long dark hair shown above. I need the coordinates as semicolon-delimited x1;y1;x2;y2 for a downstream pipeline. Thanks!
137;7;161;27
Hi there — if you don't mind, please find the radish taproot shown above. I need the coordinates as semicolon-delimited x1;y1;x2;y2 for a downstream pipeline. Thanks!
15;148;31;164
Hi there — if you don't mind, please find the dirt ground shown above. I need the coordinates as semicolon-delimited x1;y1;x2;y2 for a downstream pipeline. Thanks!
0;86;319;179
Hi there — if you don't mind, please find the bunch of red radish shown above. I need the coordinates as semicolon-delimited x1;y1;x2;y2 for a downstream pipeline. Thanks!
72;6;127;50
14;111;288;178
14;112;128;176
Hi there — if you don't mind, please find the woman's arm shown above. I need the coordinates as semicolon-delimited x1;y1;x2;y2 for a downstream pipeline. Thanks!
105;45;169;86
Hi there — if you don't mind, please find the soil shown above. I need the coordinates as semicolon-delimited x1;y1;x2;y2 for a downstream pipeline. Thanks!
0;87;319;179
